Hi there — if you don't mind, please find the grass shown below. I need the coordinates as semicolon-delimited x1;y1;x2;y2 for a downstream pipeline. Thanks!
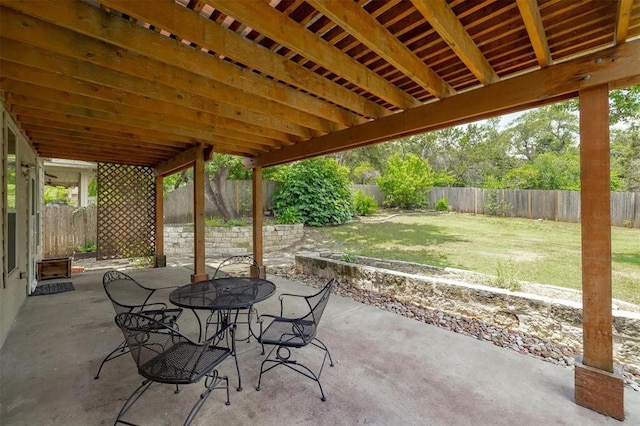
316;212;640;305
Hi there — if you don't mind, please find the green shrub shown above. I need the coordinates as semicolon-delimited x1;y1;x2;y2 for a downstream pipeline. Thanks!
205;216;224;227
353;190;378;216
276;206;302;224
491;260;521;291
44;185;69;205
225;218;250;227
435;197;449;212
377;153;434;209
484;190;512;216
272;157;353;227
205;216;249;227
341;251;357;263
76;241;97;253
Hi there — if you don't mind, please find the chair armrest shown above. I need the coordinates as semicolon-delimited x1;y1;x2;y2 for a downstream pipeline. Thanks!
140;307;183;325
139;302;167;311
277;292;309;316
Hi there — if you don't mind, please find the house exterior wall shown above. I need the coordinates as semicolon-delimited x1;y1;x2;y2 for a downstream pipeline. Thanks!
1;107;41;348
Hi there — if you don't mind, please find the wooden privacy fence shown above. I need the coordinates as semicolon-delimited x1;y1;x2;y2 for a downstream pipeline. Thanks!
44;184;640;256
164;180;278;223
426;187;640;228
43;204;97;258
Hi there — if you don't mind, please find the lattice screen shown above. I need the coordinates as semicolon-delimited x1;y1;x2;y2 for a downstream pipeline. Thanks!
96;163;155;260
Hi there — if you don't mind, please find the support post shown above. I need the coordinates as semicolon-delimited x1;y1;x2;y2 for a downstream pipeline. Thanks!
575;85;624;420
154;174;166;268
252;165;265;278
191;145;208;282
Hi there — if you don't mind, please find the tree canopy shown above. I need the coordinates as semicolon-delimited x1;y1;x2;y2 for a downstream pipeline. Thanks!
163;85;640;202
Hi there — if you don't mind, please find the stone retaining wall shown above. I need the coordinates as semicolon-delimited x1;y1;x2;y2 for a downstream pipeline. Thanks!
164;223;303;257
295;252;640;367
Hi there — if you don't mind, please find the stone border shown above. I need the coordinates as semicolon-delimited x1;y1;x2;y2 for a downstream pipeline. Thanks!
164;223;304;257
294;252;640;368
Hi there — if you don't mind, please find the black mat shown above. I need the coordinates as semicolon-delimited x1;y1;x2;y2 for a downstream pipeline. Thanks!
30;282;75;296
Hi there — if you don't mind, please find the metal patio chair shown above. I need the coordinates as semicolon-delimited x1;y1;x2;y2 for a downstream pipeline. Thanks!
256;279;336;401
94;270;183;379
205;256;261;341
113;312;237;425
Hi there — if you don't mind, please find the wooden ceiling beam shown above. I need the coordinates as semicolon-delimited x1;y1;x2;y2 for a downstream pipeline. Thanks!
9;104;263;156
257;39;640;167
0;7;341;134
0;40;311;140
26;128;182;153
30;136;175;160
155;144;212;177
4;0;370;126
307;0;455;99
206;0;421;110
13;0;383;120
0;64;287;147
15;116;193;149
411;0;499;85
615;0;633;44
1;79;278;150
516;0;552;68
35;145;158;166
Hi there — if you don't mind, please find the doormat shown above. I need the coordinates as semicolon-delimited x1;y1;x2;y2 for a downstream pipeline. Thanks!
30;282;75;296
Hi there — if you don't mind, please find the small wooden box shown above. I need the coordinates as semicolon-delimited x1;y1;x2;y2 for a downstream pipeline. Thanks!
37;257;72;281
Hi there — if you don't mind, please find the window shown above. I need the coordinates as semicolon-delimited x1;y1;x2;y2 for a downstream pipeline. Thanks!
7;128;17;274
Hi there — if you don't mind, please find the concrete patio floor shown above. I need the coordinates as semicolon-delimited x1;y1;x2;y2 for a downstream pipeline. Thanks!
1;264;639;425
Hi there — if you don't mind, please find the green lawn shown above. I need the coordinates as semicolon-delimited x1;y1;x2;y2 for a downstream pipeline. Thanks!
316;212;640;305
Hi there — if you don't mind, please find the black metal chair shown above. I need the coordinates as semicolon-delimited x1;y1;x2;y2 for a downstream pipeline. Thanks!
256;279;336;401
206;256;261;342
113;312;237;426
94;270;183;379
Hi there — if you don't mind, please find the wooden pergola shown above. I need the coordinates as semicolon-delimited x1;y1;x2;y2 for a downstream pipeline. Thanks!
1;0;639;419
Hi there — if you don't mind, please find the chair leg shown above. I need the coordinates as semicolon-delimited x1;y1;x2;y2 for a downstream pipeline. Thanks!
184;370;229;426
256;343;332;401
94;340;129;380
115;379;152;425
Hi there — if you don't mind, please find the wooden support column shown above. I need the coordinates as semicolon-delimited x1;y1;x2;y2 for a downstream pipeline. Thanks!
191;144;208;282
154;174;166;268
252;165;266;278
575;85;624;420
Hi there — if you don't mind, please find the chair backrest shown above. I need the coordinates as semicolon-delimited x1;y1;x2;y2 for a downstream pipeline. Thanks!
115;312;230;384
213;255;260;278
301;279;336;330
103;270;155;315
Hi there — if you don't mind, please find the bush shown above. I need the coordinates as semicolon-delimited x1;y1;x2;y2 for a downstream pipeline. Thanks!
377;153;434;209
484;190;512;216
276;206;302;224
272;157;353;227
353;190;377;216
435;197;449;212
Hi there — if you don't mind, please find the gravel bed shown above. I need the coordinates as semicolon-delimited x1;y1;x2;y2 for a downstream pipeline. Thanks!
270;265;640;392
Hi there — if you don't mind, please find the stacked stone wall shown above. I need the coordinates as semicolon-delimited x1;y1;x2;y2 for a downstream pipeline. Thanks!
164;223;303;257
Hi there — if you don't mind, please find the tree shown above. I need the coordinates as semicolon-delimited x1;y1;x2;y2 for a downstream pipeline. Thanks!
271;157;353;226
611;128;640;191
504;104;578;160
608;85;640;127
377;153;435;208
501;151;580;190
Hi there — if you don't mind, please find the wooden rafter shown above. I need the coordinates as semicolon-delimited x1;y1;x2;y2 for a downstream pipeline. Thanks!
615;0;633;44
411;0;499;85
97;0;388;119
307;0;455;99
204;0;421;110
256;39;640;167
516;0;552;67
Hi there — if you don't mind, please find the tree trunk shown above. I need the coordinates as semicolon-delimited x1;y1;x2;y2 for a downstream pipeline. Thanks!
204;166;235;219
